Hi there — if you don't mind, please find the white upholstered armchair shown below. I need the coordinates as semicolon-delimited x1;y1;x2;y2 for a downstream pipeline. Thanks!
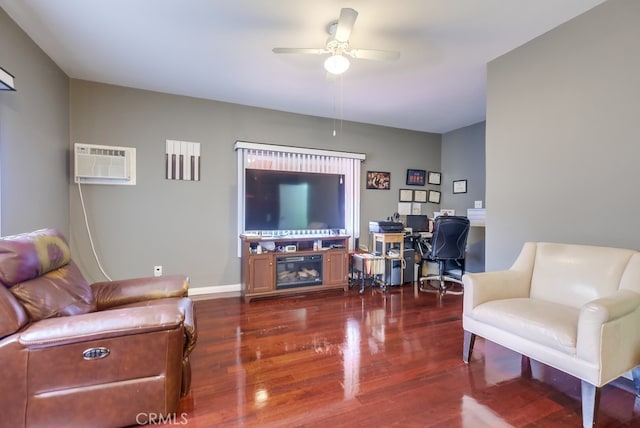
462;242;640;427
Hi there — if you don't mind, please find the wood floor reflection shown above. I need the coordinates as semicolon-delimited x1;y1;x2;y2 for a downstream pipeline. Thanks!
171;286;640;427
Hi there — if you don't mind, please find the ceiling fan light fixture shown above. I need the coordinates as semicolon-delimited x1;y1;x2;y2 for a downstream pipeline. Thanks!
324;54;350;75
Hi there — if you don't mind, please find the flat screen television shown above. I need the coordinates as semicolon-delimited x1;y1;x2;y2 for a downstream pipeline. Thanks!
244;169;345;233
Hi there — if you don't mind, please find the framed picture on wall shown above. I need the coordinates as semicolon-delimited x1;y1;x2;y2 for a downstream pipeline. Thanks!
406;169;426;186
366;171;391;190
413;190;427;203
428;171;441;185
453;179;467;194
399;189;413;202
428;190;441;203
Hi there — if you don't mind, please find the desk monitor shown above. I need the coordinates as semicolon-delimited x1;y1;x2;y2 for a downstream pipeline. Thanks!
406;215;430;233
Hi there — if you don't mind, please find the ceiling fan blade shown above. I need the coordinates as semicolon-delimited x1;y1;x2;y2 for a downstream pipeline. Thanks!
272;47;328;55
348;49;400;61
334;8;358;43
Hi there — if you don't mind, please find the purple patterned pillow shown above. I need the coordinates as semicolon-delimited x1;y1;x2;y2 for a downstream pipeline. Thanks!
0;229;95;320
0;228;71;287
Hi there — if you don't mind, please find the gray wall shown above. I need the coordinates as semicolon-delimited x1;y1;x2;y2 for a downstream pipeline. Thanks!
0;8;69;236
442;121;486;272
69;80;440;287
486;0;640;270
441;121;486;214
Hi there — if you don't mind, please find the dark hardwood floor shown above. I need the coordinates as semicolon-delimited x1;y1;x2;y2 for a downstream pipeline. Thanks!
171;285;640;427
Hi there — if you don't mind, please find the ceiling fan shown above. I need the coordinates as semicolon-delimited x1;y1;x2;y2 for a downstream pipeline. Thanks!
272;8;400;76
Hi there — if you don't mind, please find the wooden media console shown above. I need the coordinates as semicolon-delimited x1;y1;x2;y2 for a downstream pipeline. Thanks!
240;234;350;303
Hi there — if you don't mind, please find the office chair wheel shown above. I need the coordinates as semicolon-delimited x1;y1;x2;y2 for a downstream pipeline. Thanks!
445;282;464;295
418;278;439;293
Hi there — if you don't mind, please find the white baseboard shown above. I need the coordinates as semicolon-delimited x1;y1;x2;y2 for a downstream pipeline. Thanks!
188;283;241;296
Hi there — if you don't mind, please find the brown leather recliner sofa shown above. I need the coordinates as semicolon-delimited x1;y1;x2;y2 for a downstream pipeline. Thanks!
0;228;197;427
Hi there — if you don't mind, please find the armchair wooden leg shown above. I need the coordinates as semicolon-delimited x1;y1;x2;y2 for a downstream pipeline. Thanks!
581;380;600;428
463;330;476;363
632;366;640;397
520;355;532;379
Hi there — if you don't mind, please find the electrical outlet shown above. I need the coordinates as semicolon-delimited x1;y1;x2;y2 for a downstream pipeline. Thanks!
154;265;162;277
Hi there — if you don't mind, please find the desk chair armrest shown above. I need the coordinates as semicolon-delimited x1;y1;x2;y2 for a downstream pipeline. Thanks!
92;275;189;310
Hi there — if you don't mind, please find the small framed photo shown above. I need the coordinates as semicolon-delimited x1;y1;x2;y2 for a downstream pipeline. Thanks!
399;189;413;202
406;169;426;186
453;179;467;194
427;171;441;185
413;189;427;203
428;190;441;204
366;171;390;190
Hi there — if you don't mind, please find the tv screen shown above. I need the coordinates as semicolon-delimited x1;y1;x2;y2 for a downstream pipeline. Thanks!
245;169;345;232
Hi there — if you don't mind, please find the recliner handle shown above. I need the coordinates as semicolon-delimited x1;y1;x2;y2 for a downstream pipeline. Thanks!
82;347;110;360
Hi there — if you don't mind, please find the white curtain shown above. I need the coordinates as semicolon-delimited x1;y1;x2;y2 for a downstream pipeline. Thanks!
235;141;365;253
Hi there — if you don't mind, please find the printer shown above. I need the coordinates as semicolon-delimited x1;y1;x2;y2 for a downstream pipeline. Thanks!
369;221;404;233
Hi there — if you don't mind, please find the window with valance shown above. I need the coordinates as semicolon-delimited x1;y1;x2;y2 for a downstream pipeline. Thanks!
234;141;365;253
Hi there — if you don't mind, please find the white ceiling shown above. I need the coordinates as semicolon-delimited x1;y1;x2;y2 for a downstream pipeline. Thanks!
1;0;606;134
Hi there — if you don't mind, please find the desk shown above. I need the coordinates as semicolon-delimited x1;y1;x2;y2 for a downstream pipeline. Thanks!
466;224;485;273
405;232;432;254
372;232;405;285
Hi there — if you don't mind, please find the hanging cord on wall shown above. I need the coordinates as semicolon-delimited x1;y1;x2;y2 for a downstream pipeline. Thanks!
77;182;112;281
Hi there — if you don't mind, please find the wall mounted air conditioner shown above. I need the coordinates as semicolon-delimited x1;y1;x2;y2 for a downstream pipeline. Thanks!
74;143;136;185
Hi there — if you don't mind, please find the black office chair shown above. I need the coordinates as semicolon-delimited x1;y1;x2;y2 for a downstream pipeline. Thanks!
418;216;470;295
